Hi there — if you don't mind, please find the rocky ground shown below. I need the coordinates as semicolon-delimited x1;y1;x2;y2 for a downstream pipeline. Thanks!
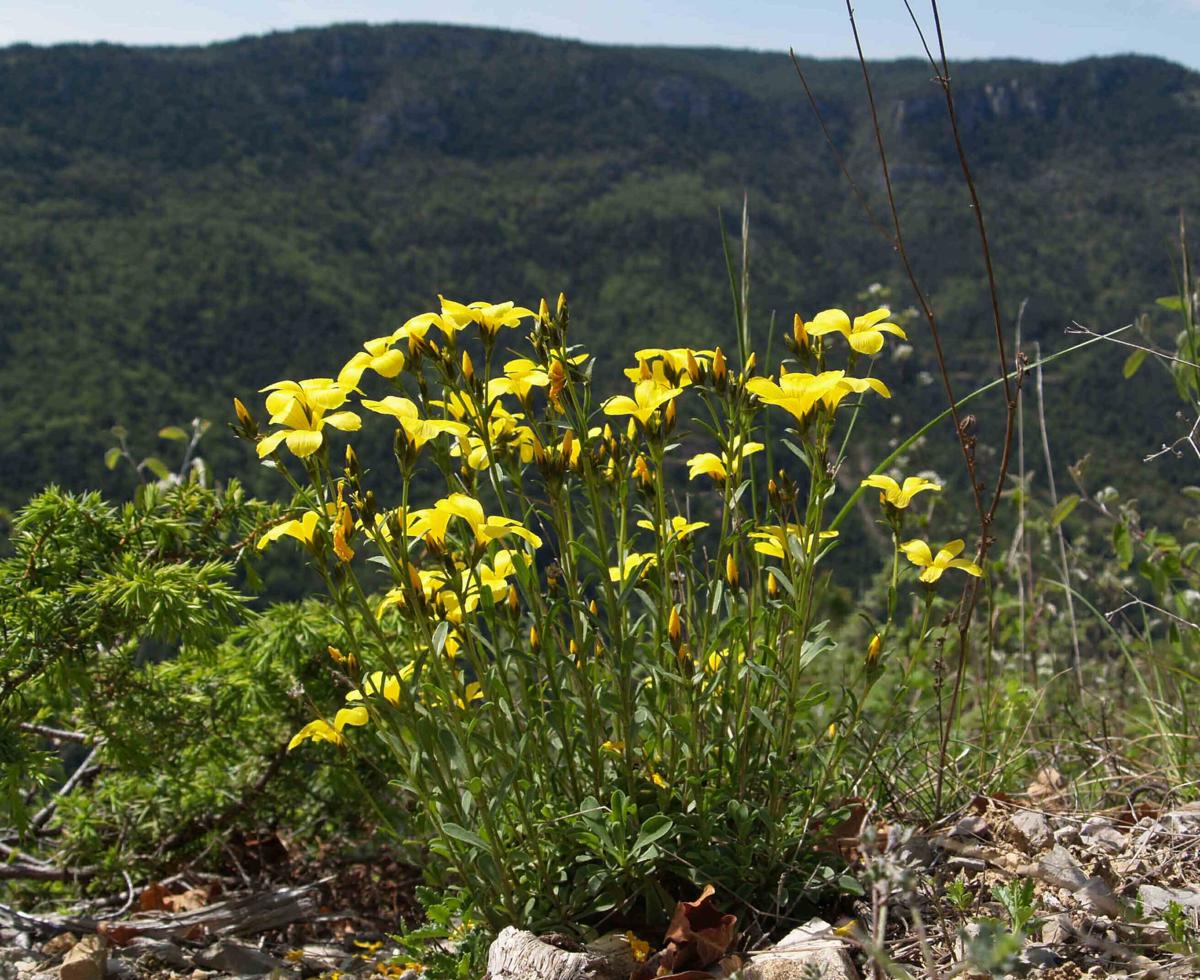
3;784;1200;979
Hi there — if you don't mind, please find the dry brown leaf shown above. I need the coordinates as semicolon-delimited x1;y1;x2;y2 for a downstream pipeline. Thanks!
162;887;211;913
137;882;168;912
663;884;737;969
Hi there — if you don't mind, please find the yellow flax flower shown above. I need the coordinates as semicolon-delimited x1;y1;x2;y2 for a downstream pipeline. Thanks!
361;396;469;450
257;510;321;550
636;514;709;541
337;336;407;388
601;740;625;754
490;358;549;402
624;348;713;387
746;370;890;424
806;307;907;355
625;933;651;964
287;719;345;751
439;297;537;339
704;647;745;674
257;379;361;458
601;379;683;426
749;523;838;560
861;474;942;509
608;552;657;584
901;538;983;583
686;437;764;482
408;494;543;549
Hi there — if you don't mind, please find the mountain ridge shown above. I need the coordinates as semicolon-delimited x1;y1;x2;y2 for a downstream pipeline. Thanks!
0;23;1197;507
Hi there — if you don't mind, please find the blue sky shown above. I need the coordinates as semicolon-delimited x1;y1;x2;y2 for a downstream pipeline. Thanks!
1;1;1198;69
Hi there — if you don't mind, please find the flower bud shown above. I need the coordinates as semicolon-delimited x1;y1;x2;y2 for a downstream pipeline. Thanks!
233;397;258;438
744;351;757;376
686;349;701;382
589;599;599;616
538;297;550;323
866;633;882;669
561;428;574;462
507;585;519;615
557;292;567;316
529;624;540;652
569;638;579;660
827;722;838;740
767;571;779;599
793;313;809;352
461;349;475;383
713;346;727;389
668;605;682;651
634;455;652;488
664;398;677;433
725;552;739;590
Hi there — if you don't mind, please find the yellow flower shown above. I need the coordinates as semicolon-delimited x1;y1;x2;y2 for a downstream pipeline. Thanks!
746;369;890;424
257;510;321;550
749;523;838;560
257;379;361;458
806;307;907;355
608;552;657;584
490;358;549;402
361;396;469;450
624;348;713;387
408;494;543;550
439;296;537;339
331;482;355;562
601;740;625;754
900;538;983;583
286;718;345;751
704;647;745;674
625;933;651;964
450;408;538;469
861;474;942;509
636;514;708;541
337;336;407;388
601;379;683;426
686;437;764;482
649;771;668;789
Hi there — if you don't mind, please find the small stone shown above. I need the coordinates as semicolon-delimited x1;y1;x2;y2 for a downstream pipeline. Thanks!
118;938;190;971
58;937;105;980
1137;884;1200;915
947;856;988;873
1020;944;1064;969
1074;878;1122;918
194;940;287;976
1052;824;1080;846
39;936;76;960
1037;845;1088;891
950;815;990;839
1011;810;1053;853
1042;912;1073;945
742;918;858;980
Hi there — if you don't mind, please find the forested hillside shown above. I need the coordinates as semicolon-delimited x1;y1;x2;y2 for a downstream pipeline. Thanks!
1;24;1198;507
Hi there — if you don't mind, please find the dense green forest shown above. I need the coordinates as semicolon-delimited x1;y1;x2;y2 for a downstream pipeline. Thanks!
1;24;1198;509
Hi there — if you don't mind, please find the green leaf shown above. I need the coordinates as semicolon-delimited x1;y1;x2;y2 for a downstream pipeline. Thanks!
1113;523;1133;569
104;447;122;470
1049;494;1080;528
1156;295;1186;311
158;425;188;441
1122;347;1147;379
441;822;489;853
632;815;674;856
141;456;170;480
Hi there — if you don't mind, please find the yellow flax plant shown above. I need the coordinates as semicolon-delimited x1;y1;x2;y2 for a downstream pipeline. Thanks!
239;288;964;930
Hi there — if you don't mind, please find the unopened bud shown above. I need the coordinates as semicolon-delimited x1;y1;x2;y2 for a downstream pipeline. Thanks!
589;599;599;616
561;428;574;462
744;351;756;375
538;297;550;323
557;292;567;316
507;585;519;615
713;347;727;387
827;722;838;739
664;398;677;432
866;633;882;668
634;455;652;488
461;349;475;383
569;638;579;660
686;349;701;381
233;397;258;438
768;478;779;507
767;571;779;599
725;552;739;590
529;624;540;652
668;605;682;651
793;313;809;351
